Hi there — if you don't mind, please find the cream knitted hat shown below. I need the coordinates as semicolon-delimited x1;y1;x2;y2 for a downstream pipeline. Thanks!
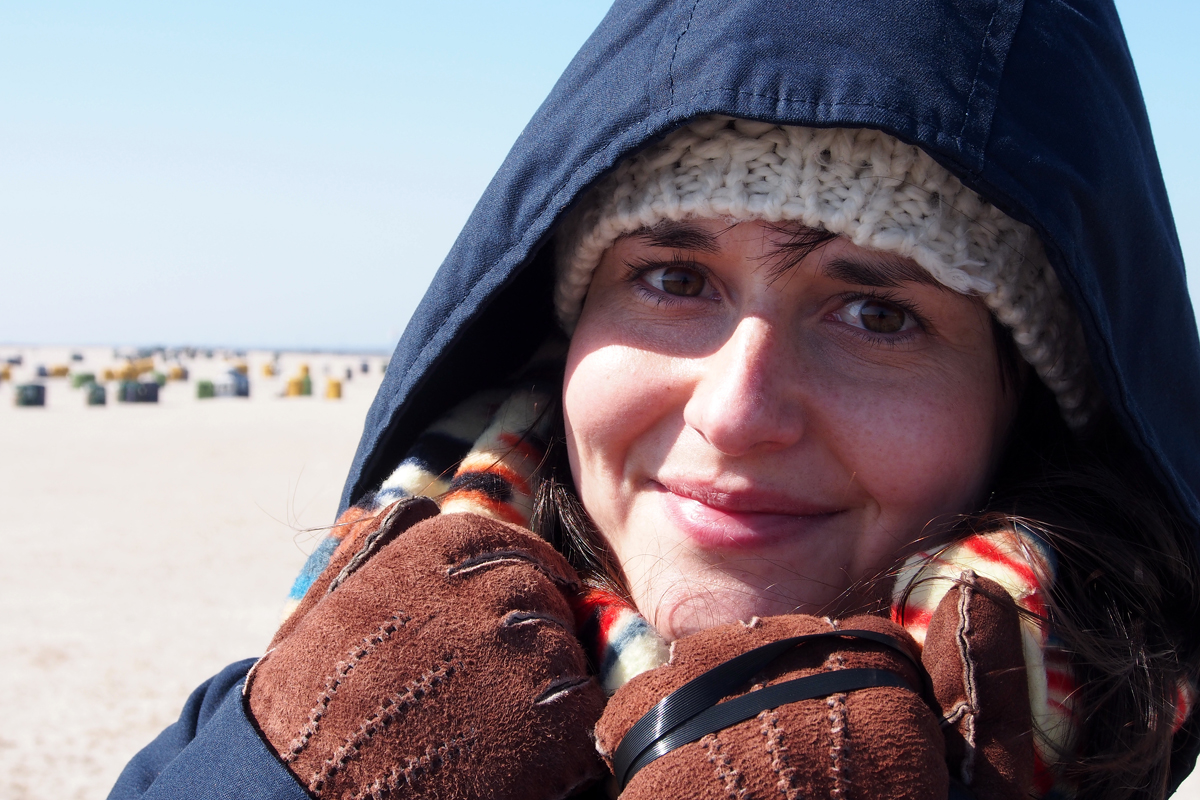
554;116;1094;428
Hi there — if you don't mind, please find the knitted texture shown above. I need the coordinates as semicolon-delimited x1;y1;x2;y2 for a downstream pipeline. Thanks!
554;116;1095;428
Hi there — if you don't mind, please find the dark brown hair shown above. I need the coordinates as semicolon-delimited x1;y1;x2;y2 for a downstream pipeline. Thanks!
974;380;1200;799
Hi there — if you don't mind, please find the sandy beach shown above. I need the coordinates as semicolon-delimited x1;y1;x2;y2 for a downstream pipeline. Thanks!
2;344;1198;799
0;345;383;799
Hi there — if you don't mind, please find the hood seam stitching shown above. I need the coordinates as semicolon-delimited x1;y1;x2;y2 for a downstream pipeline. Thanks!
955;2;1005;171
667;0;702;108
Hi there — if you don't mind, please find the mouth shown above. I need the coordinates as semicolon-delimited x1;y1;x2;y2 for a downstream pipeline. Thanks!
651;480;844;549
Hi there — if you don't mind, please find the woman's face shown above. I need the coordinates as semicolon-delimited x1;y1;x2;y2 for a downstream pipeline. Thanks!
563;219;1018;640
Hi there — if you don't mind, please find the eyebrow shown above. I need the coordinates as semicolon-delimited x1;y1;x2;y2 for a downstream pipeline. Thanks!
628;220;946;292
631;221;722;253
820;253;947;291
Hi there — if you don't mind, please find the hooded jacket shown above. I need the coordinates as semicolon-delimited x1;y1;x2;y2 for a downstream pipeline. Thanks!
108;1;1200;798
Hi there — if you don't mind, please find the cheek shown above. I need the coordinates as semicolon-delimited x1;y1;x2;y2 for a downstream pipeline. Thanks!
562;328;680;493
830;360;1011;532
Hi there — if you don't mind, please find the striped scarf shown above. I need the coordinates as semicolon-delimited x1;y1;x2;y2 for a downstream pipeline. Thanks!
285;380;1193;800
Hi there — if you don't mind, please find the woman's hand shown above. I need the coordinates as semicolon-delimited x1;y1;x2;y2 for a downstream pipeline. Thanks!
922;573;1036;800
597;579;1033;800
247;499;606;800
596;614;946;799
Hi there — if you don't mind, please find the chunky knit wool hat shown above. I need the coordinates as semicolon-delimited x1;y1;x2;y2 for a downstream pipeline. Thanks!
554;116;1094;428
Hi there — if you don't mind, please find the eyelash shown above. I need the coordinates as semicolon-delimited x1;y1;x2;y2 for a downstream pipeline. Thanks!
622;257;720;307
833;290;933;345
622;259;933;343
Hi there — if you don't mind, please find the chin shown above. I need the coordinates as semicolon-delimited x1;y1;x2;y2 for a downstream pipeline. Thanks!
646;579;829;642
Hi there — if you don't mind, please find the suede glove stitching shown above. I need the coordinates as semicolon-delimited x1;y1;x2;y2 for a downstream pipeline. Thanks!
955;571;980;786
309;654;464;794
447;549;573;585
328;498;440;594
252;511;607;800
821;619;850;799
758;707;801;800
350;732;479;800
501;610;572;630
826;689;849;797
535;676;595;705
597;615;947;800
285;612;412;763
700;735;743;798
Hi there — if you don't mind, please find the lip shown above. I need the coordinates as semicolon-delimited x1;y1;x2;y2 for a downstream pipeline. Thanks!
652;480;843;550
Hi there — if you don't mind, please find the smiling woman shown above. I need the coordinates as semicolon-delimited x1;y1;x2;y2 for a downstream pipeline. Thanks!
564;218;1018;639
108;3;1200;800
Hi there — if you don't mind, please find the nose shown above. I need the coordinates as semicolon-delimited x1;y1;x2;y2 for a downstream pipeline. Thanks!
682;316;805;456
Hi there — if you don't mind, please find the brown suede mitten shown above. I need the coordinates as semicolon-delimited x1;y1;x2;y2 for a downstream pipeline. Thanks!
247;501;606;800
595;614;947;800
921;573;1034;800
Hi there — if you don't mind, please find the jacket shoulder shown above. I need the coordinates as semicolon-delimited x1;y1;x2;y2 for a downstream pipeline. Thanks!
107;658;308;800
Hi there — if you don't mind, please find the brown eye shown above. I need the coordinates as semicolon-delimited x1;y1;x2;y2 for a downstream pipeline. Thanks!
837;298;917;335
647;266;706;297
859;300;906;333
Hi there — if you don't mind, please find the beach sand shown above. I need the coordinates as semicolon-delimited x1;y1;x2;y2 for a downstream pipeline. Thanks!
0;345;382;799
2;344;1198;799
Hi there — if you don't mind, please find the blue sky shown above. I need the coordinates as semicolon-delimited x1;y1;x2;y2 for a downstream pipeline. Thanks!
2;1;1196;349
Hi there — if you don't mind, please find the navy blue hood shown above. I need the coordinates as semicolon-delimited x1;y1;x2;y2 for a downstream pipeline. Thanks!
341;0;1200;541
